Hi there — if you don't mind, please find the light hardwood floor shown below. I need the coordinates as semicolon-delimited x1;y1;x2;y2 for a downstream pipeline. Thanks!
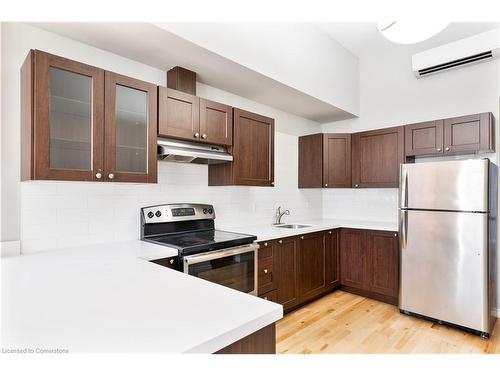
276;290;500;354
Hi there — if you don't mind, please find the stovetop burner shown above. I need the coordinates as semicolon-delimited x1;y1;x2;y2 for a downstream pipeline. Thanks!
140;204;257;256
145;229;256;256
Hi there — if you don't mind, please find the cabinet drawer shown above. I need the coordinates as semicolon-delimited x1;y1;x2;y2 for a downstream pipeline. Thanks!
258;241;274;260
259;289;277;303
258;257;275;295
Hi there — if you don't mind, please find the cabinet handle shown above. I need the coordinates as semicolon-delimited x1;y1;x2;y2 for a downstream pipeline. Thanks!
325;184;328;187
437;148;442;152
300;236;304;240
263;269;268;274
328;231;332;234
445;147;450;151
394;233;397;237
201;134;207;139
354;184;359;188
264;242;268;247
194;132;200;138
271;182;275;186
95;172;102;179
263;297;268;300
108;173;115;180
169;259;174;265
278;240;283;244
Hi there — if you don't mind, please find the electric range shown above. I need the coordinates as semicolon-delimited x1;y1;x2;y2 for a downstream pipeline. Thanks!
141;203;259;295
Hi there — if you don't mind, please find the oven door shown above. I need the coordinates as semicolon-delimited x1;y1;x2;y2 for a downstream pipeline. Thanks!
183;243;258;295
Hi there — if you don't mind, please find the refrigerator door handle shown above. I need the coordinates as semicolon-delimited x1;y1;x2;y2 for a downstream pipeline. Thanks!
400;166;408;208
400;209;408;249
404;170;408;208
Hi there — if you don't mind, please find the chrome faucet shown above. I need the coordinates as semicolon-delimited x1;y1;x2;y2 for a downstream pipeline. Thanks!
274;206;290;225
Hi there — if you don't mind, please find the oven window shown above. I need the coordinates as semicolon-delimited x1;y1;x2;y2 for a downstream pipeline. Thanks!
188;252;255;294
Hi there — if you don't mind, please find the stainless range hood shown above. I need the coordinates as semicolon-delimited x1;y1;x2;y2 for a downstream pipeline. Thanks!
157;138;233;164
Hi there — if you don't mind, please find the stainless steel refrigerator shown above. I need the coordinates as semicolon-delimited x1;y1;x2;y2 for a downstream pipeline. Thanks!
399;159;497;337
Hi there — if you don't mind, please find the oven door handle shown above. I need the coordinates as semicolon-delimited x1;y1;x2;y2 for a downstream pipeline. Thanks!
183;243;259;267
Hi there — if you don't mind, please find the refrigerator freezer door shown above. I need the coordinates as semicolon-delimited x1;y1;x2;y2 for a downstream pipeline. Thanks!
399;209;489;333
400;159;489;212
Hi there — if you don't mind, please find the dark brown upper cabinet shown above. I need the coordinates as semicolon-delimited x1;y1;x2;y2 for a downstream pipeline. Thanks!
298;133;351;188
22;50;104;181
158;88;232;146
352;126;404;188
104;72;158;183
166;66;196;95
443;113;494;154
199;99;233;146
158;88;200;141
404;120;444;156
298;134;323;188
21;50;157;183
405;113;494;158
209;108;274;187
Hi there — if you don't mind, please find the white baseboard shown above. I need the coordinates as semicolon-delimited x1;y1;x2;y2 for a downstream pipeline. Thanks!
1;240;21;257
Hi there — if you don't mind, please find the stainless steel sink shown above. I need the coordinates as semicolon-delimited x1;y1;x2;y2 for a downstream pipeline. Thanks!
274;224;312;229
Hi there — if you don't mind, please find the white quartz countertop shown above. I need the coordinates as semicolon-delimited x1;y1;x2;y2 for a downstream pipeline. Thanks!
221;219;398;242
1;240;282;353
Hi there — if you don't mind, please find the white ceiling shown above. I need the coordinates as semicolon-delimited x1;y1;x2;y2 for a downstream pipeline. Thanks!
319;22;499;58
30;22;499;123
31;22;353;123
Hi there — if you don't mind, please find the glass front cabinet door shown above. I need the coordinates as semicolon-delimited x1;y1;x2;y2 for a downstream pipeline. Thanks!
21;50;157;183
104;72;157;183
27;50;105;181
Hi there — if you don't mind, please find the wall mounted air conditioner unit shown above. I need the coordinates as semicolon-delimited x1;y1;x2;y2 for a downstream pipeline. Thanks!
412;28;499;78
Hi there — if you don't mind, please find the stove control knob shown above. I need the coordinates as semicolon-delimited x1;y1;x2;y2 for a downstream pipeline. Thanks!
155;211;162;217
203;208;208;214
147;211;154;219
208;208;213;214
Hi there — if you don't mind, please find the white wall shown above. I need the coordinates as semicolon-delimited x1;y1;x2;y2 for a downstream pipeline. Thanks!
0;23;323;254
322;46;500;314
159;23;360;117
321;49;500;223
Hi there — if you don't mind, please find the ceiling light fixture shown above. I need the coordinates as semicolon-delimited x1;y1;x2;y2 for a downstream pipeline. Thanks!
377;20;450;44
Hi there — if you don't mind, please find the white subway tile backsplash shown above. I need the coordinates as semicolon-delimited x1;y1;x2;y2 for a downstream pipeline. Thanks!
21;195;59;210
19;132;398;253
322;188;398;222
55;195;89;209
21;181;60;196
21;208;57;224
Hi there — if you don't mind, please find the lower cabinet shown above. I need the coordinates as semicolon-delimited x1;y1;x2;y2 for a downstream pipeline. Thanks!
257;237;298;311
367;231;399;299
257;228;398;313
259;289;277;303
215;323;276;354
275;237;299;312
325;229;340;288
258;230;341;313
340;228;399;305
297;232;326;302
257;240;278;296
340;229;367;289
